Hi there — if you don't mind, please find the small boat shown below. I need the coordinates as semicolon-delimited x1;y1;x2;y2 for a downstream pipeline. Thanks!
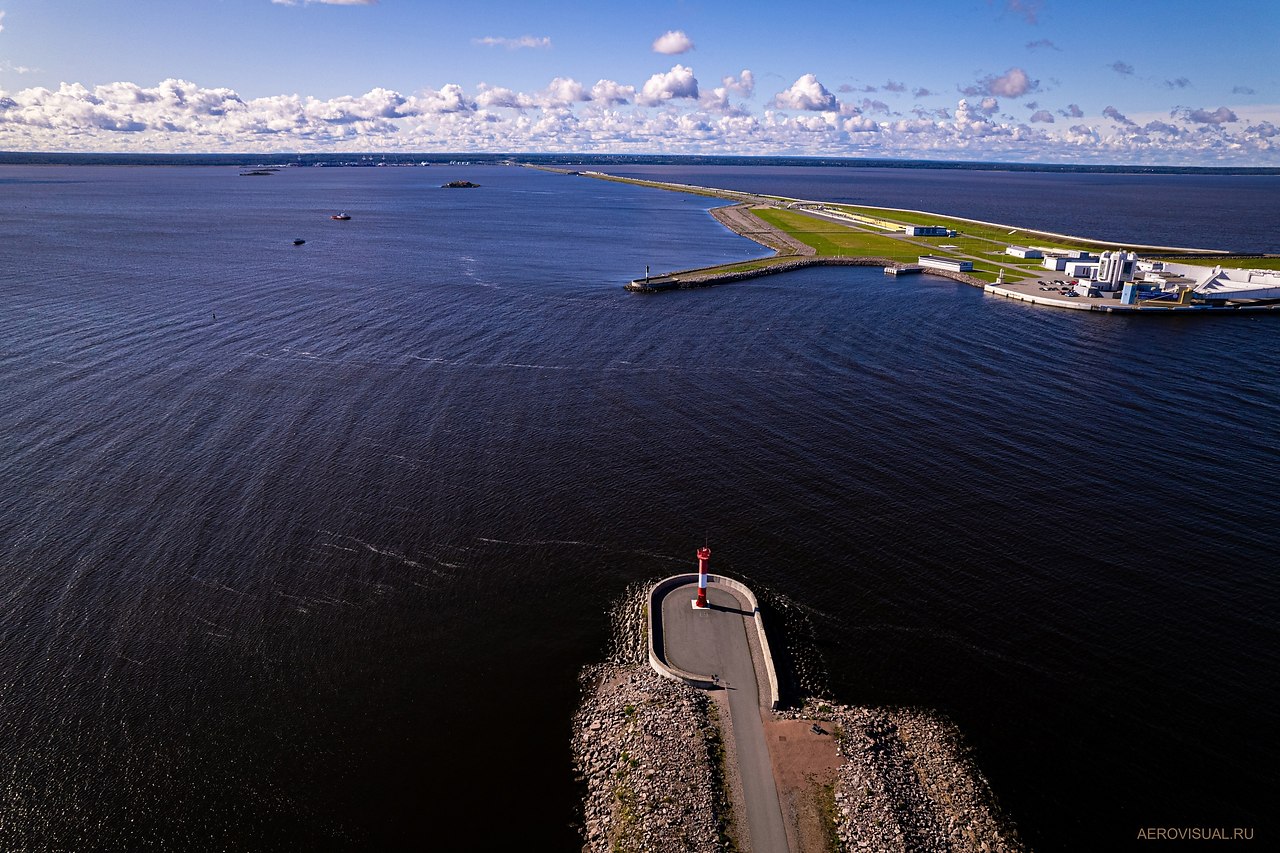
292;239;306;245
331;213;351;220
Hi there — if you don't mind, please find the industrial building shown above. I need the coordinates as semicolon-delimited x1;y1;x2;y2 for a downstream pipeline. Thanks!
918;255;973;272
1120;282;1170;304
1005;246;1043;259
1063;261;1099;279
1042;253;1097;271
1176;263;1280;302
1094;250;1138;291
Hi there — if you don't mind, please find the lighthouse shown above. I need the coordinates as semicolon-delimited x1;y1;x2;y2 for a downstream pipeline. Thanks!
694;546;711;608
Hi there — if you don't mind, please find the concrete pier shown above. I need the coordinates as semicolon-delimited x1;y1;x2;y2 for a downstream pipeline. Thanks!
649;573;787;852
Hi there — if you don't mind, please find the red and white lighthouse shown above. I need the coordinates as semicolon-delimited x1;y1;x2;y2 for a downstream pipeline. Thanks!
694;546;711;608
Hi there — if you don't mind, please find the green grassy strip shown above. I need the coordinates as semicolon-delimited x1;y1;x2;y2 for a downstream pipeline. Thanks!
816;781;842;853
752;209;921;262
827;204;1144;252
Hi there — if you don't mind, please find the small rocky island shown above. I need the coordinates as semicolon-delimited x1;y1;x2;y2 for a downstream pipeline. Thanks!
442;180;480;188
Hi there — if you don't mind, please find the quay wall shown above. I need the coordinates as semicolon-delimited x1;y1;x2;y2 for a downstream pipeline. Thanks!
984;283;1280;313
705;574;781;710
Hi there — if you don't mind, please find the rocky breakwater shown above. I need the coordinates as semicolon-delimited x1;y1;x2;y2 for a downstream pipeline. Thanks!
574;585;1023;852
626;256;908;293
572;584;735;852
784;699;1025;853
573;664;730;852
677;256;900;287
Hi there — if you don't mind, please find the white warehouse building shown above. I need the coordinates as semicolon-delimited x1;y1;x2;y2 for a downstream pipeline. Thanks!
1044;253;1097;271
918;255;973;272
1063;261;1099;279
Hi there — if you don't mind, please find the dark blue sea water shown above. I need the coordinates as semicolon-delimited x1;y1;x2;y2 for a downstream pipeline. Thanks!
600;164;1280;254
1;164;1276;850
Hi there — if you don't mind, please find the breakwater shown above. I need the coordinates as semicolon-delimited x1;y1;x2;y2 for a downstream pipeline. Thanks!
573;587;1026;851
627;255;987;292
626;200;988;293
574;663;728;851
573;585;733;851
786;699;1027;853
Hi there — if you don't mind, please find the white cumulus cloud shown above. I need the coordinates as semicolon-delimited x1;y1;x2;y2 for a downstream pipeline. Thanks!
541;77;592;106
590;79;634;106
638;65;698;106
966;66;1038;98
411;83;475;114
722;70;754;97
3;75;1279;164
475;85;534;111
772;74;837;111
1176;105;1238;124
652;30;694;55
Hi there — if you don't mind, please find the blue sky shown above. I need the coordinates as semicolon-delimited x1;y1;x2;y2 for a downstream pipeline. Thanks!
0;0;1276;163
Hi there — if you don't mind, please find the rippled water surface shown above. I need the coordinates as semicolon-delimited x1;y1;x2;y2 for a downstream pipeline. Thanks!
1;164;1276;850
601;163;1280;253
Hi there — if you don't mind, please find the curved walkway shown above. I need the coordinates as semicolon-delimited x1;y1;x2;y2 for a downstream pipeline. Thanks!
654;579;789;853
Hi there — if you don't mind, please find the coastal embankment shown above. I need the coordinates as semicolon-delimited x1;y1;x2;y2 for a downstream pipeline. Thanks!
626;203;986;293
561;167;1226;256
573;586;1025;852
710;204;815;257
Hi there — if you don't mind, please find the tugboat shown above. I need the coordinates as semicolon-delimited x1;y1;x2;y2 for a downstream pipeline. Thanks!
331;213;351;220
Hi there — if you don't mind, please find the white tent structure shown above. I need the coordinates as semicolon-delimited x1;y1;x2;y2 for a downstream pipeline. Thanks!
1190;266;1280;302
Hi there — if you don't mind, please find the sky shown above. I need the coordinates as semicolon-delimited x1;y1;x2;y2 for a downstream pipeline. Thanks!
0;0;1277;164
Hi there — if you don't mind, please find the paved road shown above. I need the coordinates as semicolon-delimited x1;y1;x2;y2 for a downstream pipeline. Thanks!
662;583;789;853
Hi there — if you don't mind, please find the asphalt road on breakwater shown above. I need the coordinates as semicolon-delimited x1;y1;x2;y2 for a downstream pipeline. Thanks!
662;583;789;853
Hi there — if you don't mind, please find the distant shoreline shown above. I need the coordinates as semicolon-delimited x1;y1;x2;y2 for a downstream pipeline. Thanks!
3;151;1279;176
554;168;1280;313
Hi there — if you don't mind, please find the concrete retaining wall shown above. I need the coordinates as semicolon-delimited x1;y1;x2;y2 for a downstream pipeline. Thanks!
647;573;781;709
647;574;716;689
707;575;781;710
